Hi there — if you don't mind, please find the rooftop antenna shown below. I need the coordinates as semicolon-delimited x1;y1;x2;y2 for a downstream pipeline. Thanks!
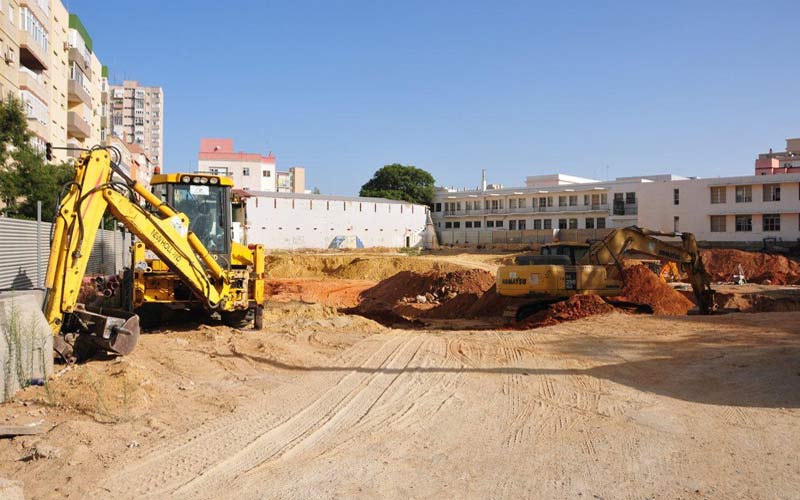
481;169;487;191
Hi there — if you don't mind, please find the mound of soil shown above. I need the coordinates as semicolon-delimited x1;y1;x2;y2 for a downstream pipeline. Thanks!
515;294;616;329
264;254;465;280
348;269;495;323
614;264;695;315
701;249;800;285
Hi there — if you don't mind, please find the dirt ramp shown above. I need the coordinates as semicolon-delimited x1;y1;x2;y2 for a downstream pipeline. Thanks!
701;249;800;285
614;264;695;315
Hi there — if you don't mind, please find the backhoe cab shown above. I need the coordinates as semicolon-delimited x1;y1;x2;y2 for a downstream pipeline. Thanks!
43;147;265;362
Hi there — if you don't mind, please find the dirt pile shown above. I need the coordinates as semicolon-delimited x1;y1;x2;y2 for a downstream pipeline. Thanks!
701;249;800;285
614;264;695;315
348;269;495;323
515;294;616;329
264;279;375;308
264;254;465;280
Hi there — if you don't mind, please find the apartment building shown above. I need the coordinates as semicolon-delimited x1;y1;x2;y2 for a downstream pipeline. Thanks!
755;137;800;175
108;80;163;167
197;138;306;193
0;1;104;163
432;171;800;246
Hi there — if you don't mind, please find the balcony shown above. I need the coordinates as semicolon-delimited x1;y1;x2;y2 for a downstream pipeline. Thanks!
67;111;91;139
68;47;92;78
26;117;49;142
68;79;92;105
18;68;47;102
18;31;49;71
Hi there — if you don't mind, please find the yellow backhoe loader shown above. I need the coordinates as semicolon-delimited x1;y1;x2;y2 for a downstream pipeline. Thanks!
496;226;715;321
43;146;265;361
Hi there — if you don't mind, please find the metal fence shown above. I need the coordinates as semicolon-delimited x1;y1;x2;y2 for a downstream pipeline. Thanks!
436;228;614;246
0;216;131;290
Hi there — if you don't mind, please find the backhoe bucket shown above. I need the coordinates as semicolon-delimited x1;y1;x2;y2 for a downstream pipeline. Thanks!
73;305;140;356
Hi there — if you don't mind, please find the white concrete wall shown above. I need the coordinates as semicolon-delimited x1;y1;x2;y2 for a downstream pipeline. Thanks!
244;195;429;249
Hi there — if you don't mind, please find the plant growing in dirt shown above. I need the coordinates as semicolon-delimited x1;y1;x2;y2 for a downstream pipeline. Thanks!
2;301;40;400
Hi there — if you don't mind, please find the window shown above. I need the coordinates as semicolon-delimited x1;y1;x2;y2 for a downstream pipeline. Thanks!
763;184;781;202
242;167;250;176
509;220;517;230
568;195;577;206
445;222;452;229
763;214;780;232
735;215;752;232
474;221;481;228
596;217;606;229
518;198;526;208
495;220;504;227
585;218;595;229
558;219;567;229
568;218;578;229
543;219;552;230
533;219;542;230
435;203;442;212
558;196;567;207
263;170;271;177
710;186;726;204
538;197;546;209
547;197;553;207
614;193;624;203
735;185;751;203
509;198;517;209
487;220;494;228
453;221;461;229
518;220;526;230
583;194;590;205
673;216;679;232
473;200;480;210
625;192;636;205
673;189;680;205
710;215;726;232
465;221;473;228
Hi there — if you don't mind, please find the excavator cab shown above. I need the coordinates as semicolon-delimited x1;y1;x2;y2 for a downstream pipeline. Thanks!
150;174;233;259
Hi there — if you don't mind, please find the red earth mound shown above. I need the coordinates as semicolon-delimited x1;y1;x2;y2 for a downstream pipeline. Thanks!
613;264;695;315
515;294;616;329
700;249;800;285
348;269;496;323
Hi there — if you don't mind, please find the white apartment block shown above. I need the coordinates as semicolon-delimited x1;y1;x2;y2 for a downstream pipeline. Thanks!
108;80;163;167
432;171;800;246
197;138;306;193
237;192;429;249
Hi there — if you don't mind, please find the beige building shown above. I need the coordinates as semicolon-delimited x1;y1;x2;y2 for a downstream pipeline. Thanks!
0;1;104;163
108;80;163;167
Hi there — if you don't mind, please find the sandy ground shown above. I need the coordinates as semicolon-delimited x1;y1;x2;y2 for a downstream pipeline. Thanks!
2;251;800;499
1;307;799;499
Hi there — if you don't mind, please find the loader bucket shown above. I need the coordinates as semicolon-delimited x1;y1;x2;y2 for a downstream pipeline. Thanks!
73;305;141;356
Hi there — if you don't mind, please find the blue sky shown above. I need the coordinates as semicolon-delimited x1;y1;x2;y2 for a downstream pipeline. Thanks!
67;0;799;194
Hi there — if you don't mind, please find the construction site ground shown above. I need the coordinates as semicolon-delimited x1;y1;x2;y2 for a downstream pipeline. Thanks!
2;251;800;499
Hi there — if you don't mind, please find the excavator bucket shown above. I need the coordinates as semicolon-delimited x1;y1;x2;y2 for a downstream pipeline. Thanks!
73;306;140;356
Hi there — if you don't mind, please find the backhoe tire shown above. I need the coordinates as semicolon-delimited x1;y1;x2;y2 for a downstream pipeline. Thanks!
221;308;254;329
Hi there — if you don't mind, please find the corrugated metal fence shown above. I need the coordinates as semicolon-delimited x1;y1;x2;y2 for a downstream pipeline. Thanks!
0;217;131;290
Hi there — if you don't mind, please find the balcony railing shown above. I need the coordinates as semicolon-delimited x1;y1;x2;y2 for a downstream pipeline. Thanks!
437;204;610;217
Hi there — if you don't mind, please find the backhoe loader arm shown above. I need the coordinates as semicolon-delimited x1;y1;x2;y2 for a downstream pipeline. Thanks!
44;148;234;353
580;226;715;314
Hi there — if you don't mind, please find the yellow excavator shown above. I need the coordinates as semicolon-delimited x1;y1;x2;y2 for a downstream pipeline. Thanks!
43;146;266;361
496;226;715;321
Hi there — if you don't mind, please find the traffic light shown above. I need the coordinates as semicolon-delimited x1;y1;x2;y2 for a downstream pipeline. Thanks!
45;142;53;161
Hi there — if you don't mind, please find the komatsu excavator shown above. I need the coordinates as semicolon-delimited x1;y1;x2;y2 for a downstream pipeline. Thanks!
43;146;265;361
496;226;715;321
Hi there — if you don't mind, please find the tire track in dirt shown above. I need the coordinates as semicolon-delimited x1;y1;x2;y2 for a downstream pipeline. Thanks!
170;334;431;499
96;334;413;499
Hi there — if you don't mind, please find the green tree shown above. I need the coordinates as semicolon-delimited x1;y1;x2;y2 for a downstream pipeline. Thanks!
0;96;30;165
0;148;74;221
359;164;435;205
